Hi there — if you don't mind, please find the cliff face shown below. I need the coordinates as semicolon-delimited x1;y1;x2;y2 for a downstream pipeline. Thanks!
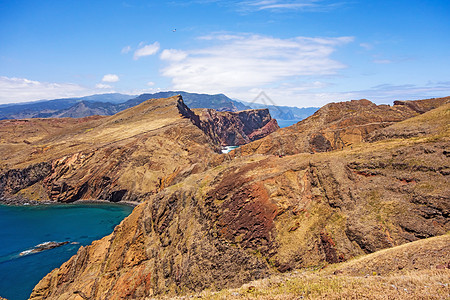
0;96;215;204
0;96;276;204
193;108;279;146
236;97;449;156
30;102;449;299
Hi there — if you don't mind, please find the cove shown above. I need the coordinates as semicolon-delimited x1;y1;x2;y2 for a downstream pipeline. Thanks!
276;119;301;128
0;202;134;300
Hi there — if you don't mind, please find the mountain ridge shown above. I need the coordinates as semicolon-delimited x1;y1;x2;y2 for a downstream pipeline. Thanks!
0;92;321;123
0;93;134;120
0;95;278;205
235;96;450;156
0;92;250;120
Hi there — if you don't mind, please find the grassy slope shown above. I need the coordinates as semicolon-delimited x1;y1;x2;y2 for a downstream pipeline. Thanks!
0;96;186;169
182;234;449;299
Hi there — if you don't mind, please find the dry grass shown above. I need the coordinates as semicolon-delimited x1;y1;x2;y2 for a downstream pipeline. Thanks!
161;234;450;300
327;234;450;276
0;96;194;171
160;269;449;300
193;270;449;300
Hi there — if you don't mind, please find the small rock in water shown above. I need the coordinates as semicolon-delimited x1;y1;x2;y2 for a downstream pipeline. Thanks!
20;241;70;256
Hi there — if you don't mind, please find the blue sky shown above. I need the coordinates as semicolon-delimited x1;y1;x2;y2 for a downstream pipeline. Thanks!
0;0;449;107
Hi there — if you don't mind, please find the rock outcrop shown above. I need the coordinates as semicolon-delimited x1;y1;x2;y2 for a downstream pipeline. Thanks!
368;100;450;142
30;102;449;299
236;97;449;156
0;162;51;198
393;97;448;114
194;108;279;146
0;96;276;204
20;241;70;256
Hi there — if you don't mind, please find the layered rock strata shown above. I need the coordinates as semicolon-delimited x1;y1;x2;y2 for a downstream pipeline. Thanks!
194;108;279;146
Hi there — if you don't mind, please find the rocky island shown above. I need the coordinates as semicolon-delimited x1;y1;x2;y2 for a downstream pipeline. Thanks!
19;242;70;256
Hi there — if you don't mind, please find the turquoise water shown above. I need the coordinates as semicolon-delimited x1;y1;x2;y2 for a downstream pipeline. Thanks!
221;145;239;153
277;119;301;128
0;203;134;300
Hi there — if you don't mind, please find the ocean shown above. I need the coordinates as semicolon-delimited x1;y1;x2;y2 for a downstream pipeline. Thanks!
277;119;301;128
0;203;134;300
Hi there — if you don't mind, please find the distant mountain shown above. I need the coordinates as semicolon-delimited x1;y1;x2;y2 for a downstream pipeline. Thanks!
123;92;250;112
0;93;134;120
0;91;317;122
239;100;319;121
0;98;82;119
0;92;250;120
76;93;135;104
38;101;121;118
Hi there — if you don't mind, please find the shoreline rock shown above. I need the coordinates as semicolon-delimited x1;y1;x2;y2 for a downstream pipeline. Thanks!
0;197;138;207
20;241;70;256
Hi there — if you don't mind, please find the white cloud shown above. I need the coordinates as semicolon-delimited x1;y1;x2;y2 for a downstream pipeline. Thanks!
246;0;315;10
134;42;160;60
245;82;334;107
121;45;132;54
102;74;120;82
178;1;343;12
359;43;373;50
147;81;155;86
95;83;113;89
160;33;353;103
351;82;450;103
239;0;342;11
373;59;393;64
198;34;245;41
0;76;93;104
160;49;188;61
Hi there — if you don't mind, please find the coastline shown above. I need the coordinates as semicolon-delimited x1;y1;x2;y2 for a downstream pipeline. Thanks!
0;197;135;300
0;197;139;207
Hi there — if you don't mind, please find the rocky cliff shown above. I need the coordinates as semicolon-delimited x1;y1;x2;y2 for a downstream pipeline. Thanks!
0;96;275;204
236;97;449;156
194;108;279;146
30;101;449;299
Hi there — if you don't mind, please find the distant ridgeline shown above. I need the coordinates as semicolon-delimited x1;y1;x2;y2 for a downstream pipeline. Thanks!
0;91;317;122
240;100;319;121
